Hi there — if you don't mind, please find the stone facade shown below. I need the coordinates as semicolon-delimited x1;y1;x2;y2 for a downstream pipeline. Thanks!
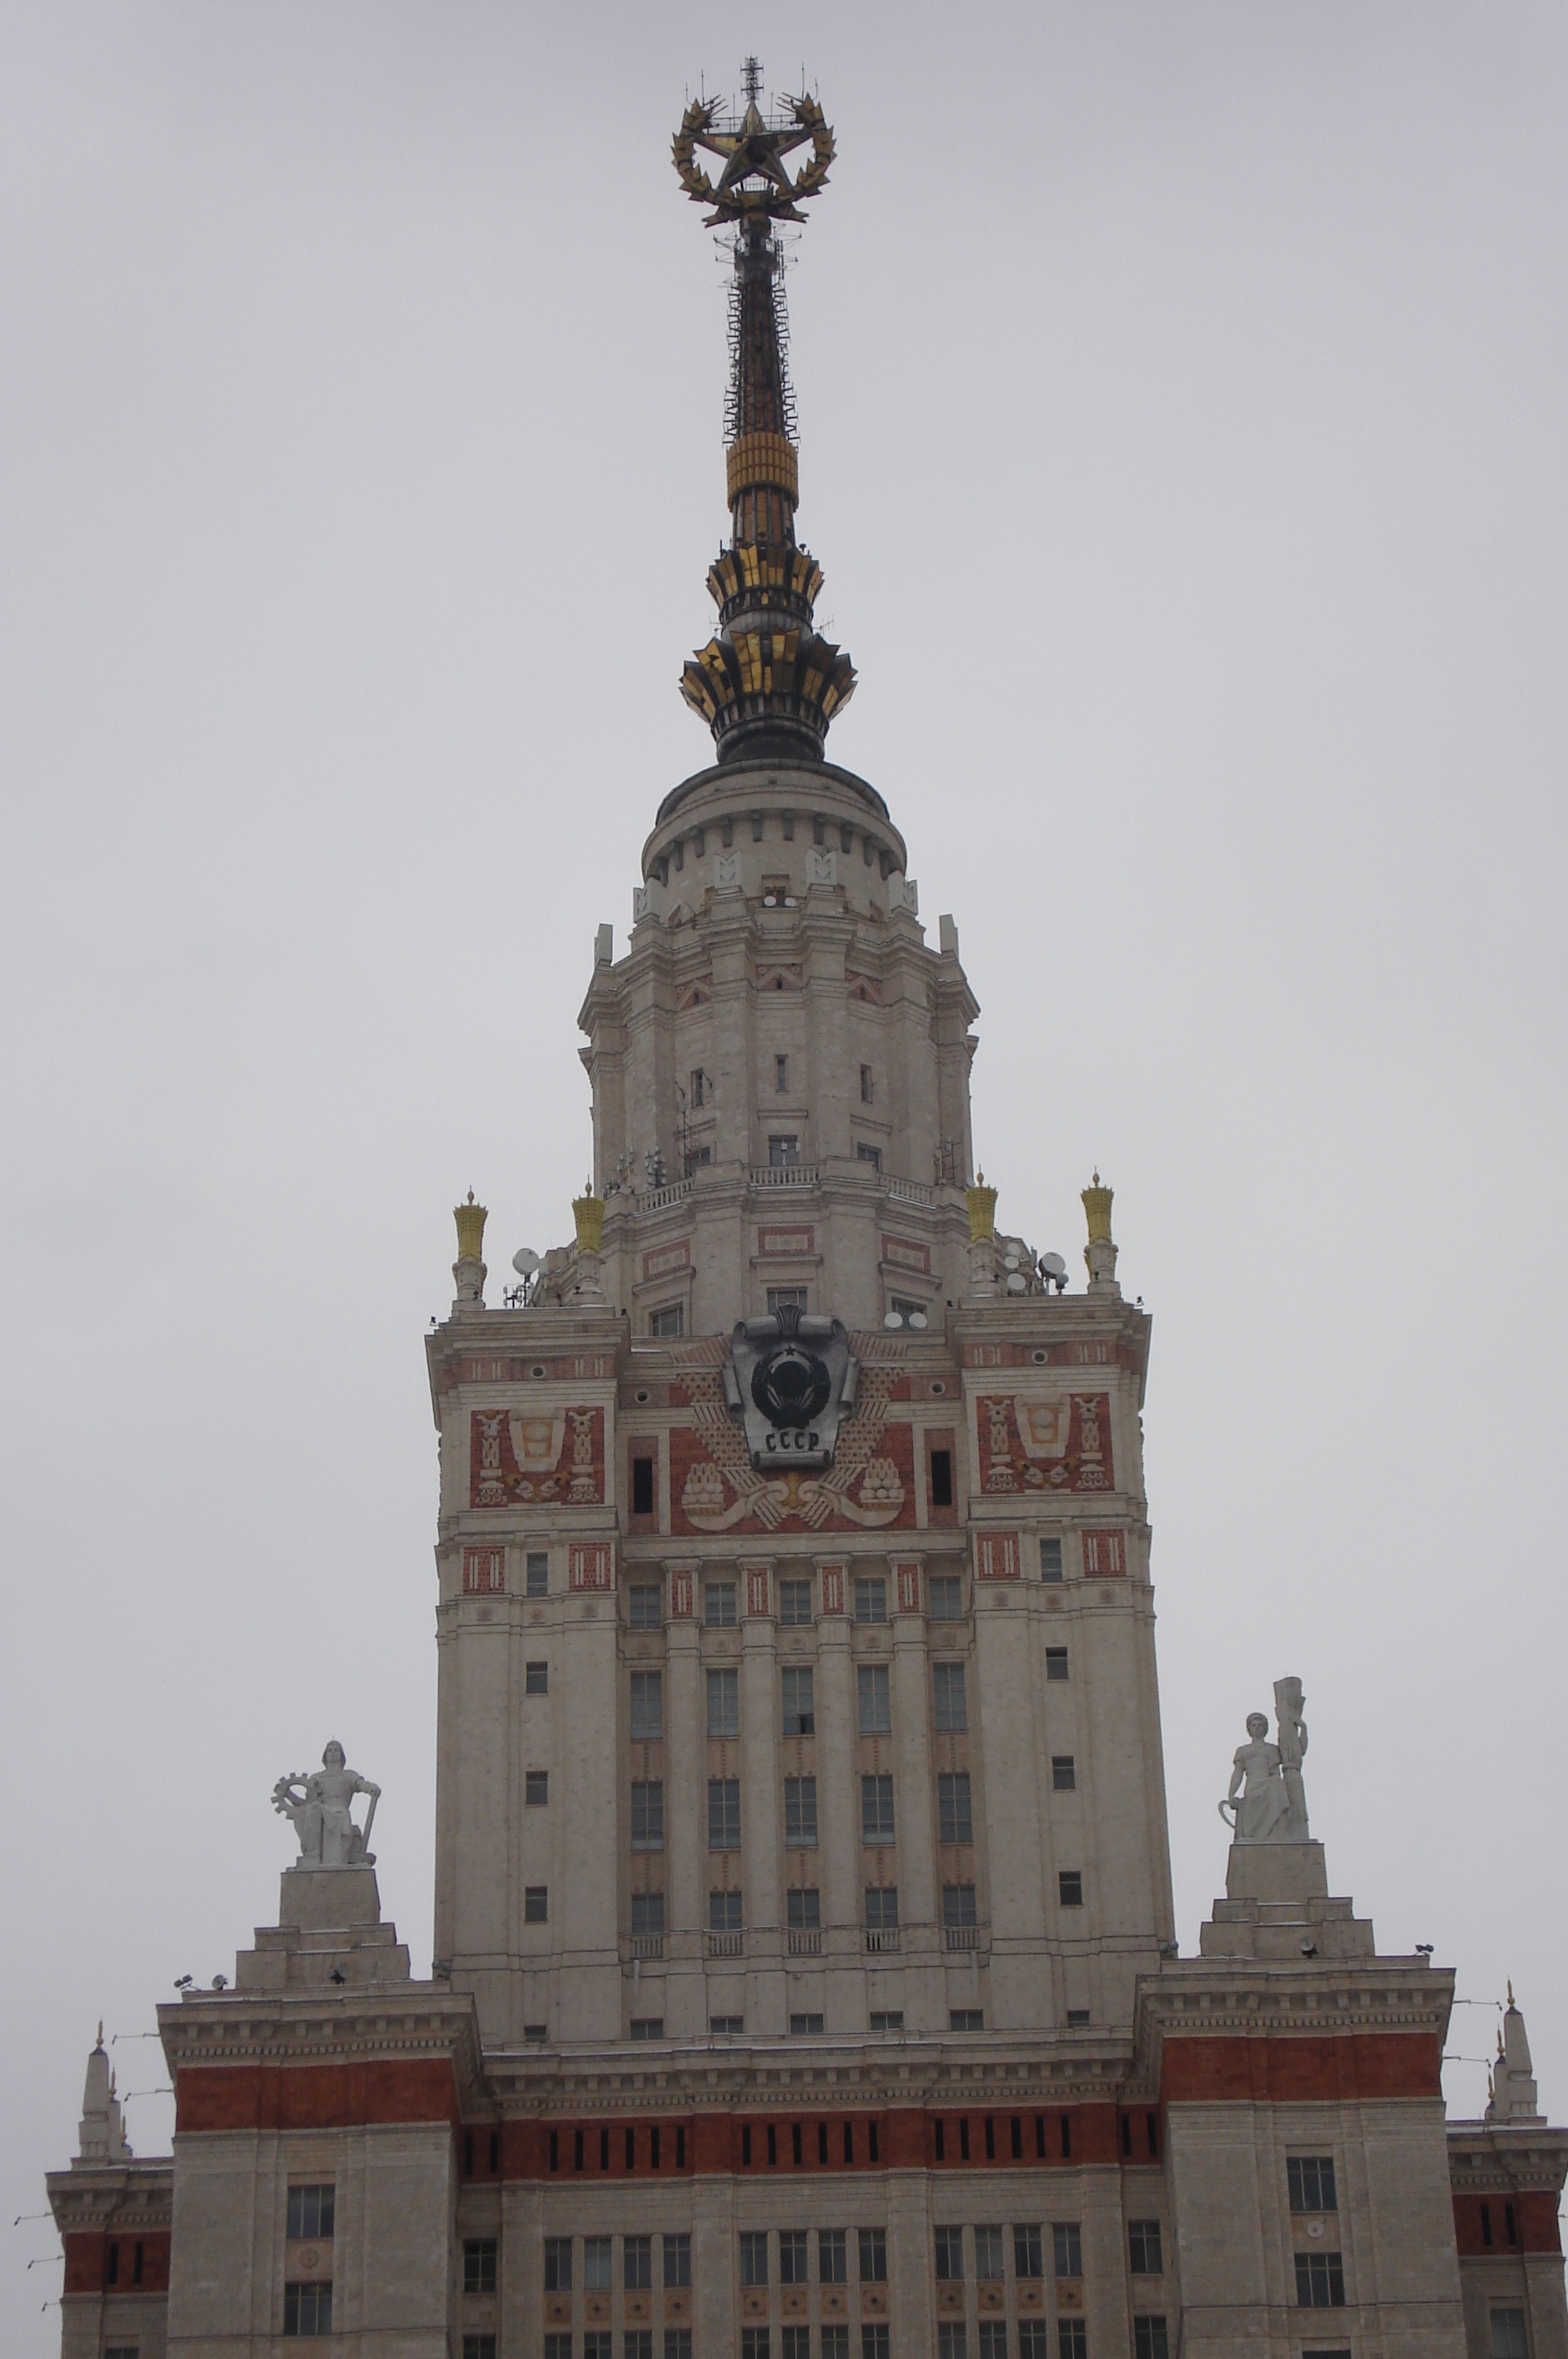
44;74;1568;2359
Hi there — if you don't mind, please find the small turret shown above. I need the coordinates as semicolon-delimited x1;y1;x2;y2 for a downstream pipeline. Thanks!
451;1190;487;1313
1081;1172;1120;1296
1486;1982;1543;2123
75;2024;131;2165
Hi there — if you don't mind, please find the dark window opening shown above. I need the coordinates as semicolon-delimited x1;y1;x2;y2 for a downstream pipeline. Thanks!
931;1449;954;1508
632;1456;655;1514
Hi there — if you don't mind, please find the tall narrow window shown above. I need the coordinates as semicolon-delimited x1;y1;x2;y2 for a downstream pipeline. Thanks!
932;1663;967;1731
631;1892;664;1938
779;1577;813;1625
938;1772;973;1845
525;1769;548;1806
525;1550;549;1597
705;1580;737;1627
708;1778;740;1849
691;1069;706;1108
1128;2219;1163;2274
930;1448;954;1507
631;1780;664;1850
629;1582;662;1629
782;1665;815;1734
854;1577;887;1623
861;1773;895;1844
785;1775;818;1845
1052;1756;1076;1791
929;1574;962;1619
1052;2223;1083;2279
776;1055;789;1092
630;1670;663;1742
857;1664;891;1734
632;1455;655;1514
707;1666;740;1738
1039;1536;1064;1582
860;1065;874;1103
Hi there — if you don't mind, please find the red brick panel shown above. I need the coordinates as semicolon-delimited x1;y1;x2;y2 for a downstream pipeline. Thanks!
1160;2032;1443;2107
1455;2191;1565;2256
62;2233;104;2294
496;2105;1122;2181
176;2058;460;2134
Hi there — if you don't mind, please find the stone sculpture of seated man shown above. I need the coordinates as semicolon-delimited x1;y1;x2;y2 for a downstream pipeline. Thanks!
273;1741;379;1870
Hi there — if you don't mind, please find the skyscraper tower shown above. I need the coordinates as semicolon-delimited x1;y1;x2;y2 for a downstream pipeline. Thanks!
43;69;1568;2359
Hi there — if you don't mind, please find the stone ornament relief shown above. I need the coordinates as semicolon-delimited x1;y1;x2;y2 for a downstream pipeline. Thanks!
1220;1676;1311;1843
678;1357;907;1531
976;1391;1113;1493
471;1405;606;1507
273;1742;380;1871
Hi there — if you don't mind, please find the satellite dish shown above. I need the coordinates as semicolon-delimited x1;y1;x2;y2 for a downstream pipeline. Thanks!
909;1311;929;1330
1003;1251;1021;1270
1006;1272;1027;1294
512;1248;541;1277
883;1311;903;1329
1040;1252;1067;1278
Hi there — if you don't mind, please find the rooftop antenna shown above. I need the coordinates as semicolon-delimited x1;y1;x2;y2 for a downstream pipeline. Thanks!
741;54;764;106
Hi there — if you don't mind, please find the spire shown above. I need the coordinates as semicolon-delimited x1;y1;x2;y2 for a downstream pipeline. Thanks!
75;2023;132;2165
1486;1984;1542;2123
673;69;856;764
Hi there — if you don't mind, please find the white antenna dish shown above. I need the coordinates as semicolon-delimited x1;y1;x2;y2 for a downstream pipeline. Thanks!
908;1311;929;1330
1003;1250;1021;1270
883;1311;903;1329
1040;1252;1067;1278
1006;1272;1027;1294
512;1248;541;1277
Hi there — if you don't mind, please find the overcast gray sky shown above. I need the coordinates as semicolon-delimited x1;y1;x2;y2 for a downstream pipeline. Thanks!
3;3;1565;2338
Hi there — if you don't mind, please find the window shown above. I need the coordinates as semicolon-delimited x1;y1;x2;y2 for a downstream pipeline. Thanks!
938;1772;973;1845
1052;1756;1076;1791
1133;2325;1170;2359
1065;2009;1090;2027
974;2224;1004;2281
1058;1870;1083;1907
822;2336;848;2359
1045;1646;1069;1680
782;1665;815;1735
1052;2222;1083;2279
942;1883;977;1928
648;1304;683;1338
861;1773;895;1844
779;2227;809;2284
623;2233;652;2289
711;2014;745;2035
790;2011;825;2035
854;1576;887;1623
769;1135;801;1167
858;2227;888;2282
779;1576;812;1624
768;1285;808;1315
1295;2252;1346;2307
740;2230;770;2286
788;1887;822;1930
286;2185;335;2240
655;2227;688;2283
632;1456;655;1514
526;1769;548;1806
629;2016;663;2040
1129;2218;1163;2274
818;2228;847;2282
1058;2332;1087;2359
1039;1536;1063;1582
1288;2155;1338;2212
708;1667;740;1738
709;1778;740;1849
709;1888;741;1932
933;1662;967;1731
524;1886;548;1923
855;1143;882;1169
691;1068;707;1108
585;2338;612;2359
930;1574;962;1618
742;2338;770;2359
950;2008;984;2031
978;2331;1008;2359
463;2238;498;2293
863;2333;890;2359
526;1550;549;1597
869;2011;904;2031
776;1054;790;1092
930;1449;954;1508
629;1580;662;1629
463;2340;497;2359
705;1580;737;1628
937;2329;967;2359
631;1780;664;1850
524;2023;546;2043
626;2337;653;2359
665;2337;694;2359
785;1775;818;1845
630;1670;663;1742
860;1065;874;1103
584;2236;612;2291
631;1892;664;1938
783;2333;811;2359
544;2237;573;2291
858;1664;891;1734
1014;2223;1044;2280
865;1885;900;1929
283;2284;333;2336
526;1660;549;1695
1492;2312;1529;2359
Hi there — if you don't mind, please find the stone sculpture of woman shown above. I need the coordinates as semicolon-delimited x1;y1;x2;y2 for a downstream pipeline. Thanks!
1220;1712;1292;1843
273;1741;380;1870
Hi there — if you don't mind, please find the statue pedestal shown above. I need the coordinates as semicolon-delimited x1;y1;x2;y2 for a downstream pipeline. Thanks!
1202;1841;1375;1960
233;1868;410;1994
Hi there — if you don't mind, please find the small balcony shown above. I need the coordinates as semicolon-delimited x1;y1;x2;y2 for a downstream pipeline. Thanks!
750;1161;819;1190
628;1933;665;1962
864;1928;901;1955
706;1931;745;1960
943;1925;981;1954
787;1929;823;1957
